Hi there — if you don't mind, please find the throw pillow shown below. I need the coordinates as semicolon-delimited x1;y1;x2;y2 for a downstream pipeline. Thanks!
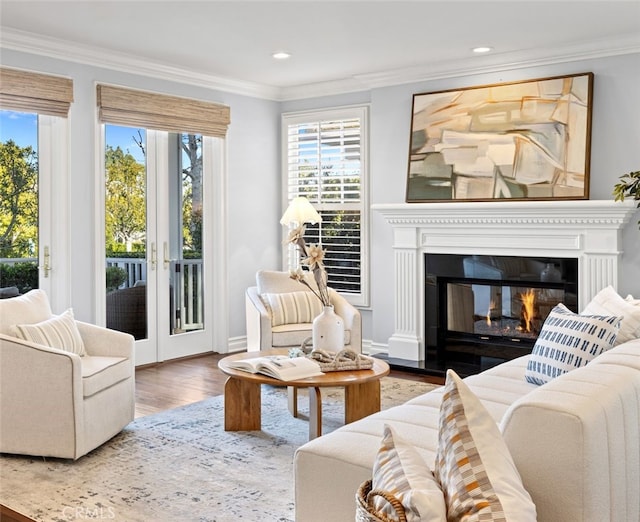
582;285;640;345
0;288;53;335
435;370;537;521
260;291;324;327
13;308;87;356
525;303;621;385
371;424;446;522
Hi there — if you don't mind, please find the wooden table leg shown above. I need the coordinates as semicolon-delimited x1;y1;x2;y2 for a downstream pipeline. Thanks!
308;386;322;439
224;376;261;431
345;379;381;424
287;386;298;418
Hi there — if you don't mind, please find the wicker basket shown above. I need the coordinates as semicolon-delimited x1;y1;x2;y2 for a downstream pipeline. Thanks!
355;479;407;522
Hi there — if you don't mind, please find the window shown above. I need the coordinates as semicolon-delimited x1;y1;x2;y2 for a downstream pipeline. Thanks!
282;106;369;307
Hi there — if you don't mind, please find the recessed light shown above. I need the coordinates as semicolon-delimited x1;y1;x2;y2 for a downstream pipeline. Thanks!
472;46;493;54
272;52;291;60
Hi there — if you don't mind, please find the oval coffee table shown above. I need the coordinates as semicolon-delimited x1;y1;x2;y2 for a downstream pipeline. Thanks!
218;348;390;440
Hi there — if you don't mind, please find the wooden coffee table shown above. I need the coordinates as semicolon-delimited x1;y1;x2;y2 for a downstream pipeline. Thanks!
218;348;390;439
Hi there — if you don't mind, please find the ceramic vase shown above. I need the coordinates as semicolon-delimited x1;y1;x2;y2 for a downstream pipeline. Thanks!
540;262;561;282
312;305;345;351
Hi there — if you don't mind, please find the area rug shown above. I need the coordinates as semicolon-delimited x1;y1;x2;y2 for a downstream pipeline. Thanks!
1;377;438;522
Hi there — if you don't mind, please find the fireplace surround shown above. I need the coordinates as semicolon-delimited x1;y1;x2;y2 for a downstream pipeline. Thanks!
373;199;637;372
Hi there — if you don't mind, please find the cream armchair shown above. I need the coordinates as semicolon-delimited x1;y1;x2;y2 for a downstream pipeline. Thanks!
246;270;361;353
0;290;135;460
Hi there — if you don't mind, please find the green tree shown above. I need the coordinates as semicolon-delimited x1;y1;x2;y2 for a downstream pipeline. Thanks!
105;146;146;254
181;134;202;254
0;140;38;258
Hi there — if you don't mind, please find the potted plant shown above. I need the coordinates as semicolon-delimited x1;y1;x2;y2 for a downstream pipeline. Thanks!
613;170;640;229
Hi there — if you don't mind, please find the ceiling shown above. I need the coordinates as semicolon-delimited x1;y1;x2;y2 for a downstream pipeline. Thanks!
1;0;639;100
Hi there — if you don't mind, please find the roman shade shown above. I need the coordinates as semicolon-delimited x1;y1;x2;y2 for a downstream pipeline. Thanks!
0;67;74;117
97;84;230;137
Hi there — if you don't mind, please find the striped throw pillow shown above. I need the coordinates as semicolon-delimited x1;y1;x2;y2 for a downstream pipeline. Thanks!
371;425;446;521
261;291;324;327
14;308;87;356
435;370;537;521
525;303;621;385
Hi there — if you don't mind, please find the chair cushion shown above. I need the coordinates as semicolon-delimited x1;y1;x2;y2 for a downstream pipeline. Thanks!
81;356;130;398
525;303;621;385
13;308;87;356
261;291;324;326
272;324;352;347
0;289;52;335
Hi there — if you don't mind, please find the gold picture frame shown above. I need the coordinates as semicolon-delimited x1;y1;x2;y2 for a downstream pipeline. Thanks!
406;72;594;202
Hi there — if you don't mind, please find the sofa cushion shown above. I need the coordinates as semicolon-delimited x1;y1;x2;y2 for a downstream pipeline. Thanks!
81;355;130;398
525;303;621;385
371;424;446;521
582;285;640;344
0;286;20;299
0;289;52;335
261;291;324;327
435;370;536;521
13;308;87;356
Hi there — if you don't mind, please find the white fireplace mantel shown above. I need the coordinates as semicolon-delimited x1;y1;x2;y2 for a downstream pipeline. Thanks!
373;199;638;361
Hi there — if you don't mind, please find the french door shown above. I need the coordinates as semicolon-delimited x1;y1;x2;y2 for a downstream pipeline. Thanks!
104;126;215;365
0;111;70;311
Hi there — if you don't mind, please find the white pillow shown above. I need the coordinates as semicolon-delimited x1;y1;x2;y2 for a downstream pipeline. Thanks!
526;303;621;385
0;289;52;335
582;286;640;344
434;370;537;521
260;291;324;327
13;308;87;356
371;424;446;522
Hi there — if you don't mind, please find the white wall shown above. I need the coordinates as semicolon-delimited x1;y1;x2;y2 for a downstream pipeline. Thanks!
2;48;638;353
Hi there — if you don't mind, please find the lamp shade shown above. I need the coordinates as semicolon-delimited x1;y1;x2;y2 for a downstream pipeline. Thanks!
280;197;321;225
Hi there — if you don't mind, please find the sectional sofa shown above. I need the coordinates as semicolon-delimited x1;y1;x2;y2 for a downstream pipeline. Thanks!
294;292;640;521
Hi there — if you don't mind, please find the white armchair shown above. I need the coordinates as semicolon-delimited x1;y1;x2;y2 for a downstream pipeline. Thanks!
246;270;361;353
0;290;135;460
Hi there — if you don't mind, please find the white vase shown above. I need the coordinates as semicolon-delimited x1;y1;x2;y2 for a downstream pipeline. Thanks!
312;305;345;351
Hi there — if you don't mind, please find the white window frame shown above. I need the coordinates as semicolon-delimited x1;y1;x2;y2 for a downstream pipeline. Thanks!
281;105;369;307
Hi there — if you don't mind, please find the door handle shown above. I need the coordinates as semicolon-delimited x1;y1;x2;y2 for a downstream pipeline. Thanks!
150;242;157;271
163;242;171;269
40;246;52;278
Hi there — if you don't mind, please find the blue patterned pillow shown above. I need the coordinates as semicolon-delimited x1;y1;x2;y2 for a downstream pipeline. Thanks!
525;303;621;385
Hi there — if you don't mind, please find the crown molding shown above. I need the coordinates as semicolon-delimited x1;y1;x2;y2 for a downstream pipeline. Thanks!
0;27;281;101
281;32;640;100
2;27;639;102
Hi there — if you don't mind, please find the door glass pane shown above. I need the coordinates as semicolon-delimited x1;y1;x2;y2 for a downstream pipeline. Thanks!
170;133;204;334
0;110;39;293
105;125;148;340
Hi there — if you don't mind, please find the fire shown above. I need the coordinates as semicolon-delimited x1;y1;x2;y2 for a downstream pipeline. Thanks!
519;289;536;332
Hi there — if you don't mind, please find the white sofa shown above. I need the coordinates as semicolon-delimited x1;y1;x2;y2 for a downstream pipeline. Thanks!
294;338;640;521
0;290;135;460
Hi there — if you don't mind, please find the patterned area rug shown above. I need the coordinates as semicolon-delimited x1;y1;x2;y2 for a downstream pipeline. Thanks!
1;377;438;522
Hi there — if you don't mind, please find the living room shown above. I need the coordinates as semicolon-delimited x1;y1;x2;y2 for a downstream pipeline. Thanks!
1;1;639;520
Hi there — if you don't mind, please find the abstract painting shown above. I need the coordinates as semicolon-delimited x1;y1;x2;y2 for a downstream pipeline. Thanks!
406;73;593;202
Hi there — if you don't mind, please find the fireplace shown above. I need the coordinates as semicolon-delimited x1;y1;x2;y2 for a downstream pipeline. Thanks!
372;200;637;375
425;253;578;371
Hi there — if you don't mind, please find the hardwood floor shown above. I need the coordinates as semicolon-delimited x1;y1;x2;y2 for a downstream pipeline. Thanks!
135;351;445;418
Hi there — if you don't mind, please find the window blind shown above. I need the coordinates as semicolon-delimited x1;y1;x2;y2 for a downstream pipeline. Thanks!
97;84;230;138
0;67;74;117
284;107;368;304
